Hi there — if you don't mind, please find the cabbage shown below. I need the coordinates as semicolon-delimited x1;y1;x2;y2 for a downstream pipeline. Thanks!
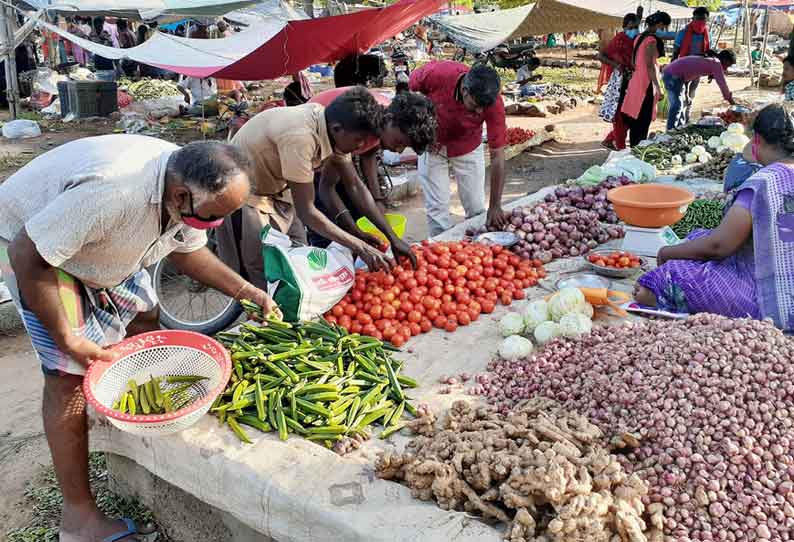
522;299;550;332
707;136;722;150
579;302;595;319
685;153;698;164
534;321;562;344
726;122;744;135
499;335;533;361
698;152;712;164
559;312;593;337
548;288;586;321
671;155;683;166
721;132;750;153
498;312;525;337
692;145;707;156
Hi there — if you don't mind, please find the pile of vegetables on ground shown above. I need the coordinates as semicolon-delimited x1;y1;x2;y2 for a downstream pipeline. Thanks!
214;317;419;453
631;125;729;170
506;127;536;146
576;158;656;185
684;149;734;180
118;77;182;101
376;398;663;542
497;288;594;362
671;199;726;238
468;179;627;264
483;314;794;541
325;241;546;346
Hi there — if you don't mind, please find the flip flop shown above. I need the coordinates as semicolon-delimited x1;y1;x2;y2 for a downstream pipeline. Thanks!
101;518;156;542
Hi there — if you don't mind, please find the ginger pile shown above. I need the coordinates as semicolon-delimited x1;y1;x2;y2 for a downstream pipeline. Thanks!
376;399;663;542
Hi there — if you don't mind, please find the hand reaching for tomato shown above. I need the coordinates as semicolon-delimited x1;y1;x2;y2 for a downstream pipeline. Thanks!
324;240;546;346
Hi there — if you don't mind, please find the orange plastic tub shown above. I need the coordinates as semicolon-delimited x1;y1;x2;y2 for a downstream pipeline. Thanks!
607;184;695;228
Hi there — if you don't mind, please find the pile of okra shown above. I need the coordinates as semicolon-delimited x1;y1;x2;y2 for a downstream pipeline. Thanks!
214;316;418;447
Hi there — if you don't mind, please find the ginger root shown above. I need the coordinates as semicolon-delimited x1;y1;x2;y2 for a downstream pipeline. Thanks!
376;400;658;542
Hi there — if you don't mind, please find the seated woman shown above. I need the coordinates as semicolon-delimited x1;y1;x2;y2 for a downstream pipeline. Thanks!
634;103;794;333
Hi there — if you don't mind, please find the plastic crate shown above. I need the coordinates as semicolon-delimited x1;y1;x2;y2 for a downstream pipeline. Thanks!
58;80;118;118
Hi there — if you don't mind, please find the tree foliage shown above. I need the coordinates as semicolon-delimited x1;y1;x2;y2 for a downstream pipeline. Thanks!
686;0;722;14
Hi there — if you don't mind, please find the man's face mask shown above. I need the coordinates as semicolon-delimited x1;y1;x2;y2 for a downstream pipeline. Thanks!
181;191;224;230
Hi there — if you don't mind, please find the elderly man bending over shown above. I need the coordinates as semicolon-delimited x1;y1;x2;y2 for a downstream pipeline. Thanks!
0;134;276;542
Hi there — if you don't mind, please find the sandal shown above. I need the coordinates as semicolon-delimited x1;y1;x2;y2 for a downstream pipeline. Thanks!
101;518;157;542
601;140;618;151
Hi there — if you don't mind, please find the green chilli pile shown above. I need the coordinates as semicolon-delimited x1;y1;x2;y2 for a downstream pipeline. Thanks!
119;78;182;101
214;317;418;449
112;375;207;415
672;199;725;238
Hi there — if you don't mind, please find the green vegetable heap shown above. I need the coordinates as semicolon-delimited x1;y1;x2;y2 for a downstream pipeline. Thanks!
672;199;726;238
632;126;725;170
121;78;182;101
214;315;419;447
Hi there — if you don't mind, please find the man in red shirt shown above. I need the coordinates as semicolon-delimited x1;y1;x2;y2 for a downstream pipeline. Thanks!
308;87;436;265
409;61;508;236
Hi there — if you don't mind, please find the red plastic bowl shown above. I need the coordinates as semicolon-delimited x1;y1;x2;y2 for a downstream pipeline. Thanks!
608;183;695;228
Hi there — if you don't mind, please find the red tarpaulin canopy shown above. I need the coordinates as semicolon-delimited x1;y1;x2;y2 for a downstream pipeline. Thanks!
212;0;446;80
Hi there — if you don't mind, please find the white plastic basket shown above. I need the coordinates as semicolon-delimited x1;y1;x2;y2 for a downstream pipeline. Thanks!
83;330;231;436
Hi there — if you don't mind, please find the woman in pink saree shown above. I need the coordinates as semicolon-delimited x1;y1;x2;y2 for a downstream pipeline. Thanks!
620;11;671;147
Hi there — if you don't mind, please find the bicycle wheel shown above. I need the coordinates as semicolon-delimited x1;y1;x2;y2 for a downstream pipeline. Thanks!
151;233;242;334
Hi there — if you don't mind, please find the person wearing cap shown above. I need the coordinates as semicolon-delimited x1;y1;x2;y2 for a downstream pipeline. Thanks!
409;61;508;236
672;7;711;112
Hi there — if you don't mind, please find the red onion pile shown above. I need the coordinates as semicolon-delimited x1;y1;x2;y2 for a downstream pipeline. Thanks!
484;314;794;542
467;178;630;263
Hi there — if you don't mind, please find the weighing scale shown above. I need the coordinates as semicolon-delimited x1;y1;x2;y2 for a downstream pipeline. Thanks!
619;225;682;258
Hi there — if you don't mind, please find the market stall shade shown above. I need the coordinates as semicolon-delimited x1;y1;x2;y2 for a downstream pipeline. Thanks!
45;0;259;20
36;0;445;79
431;4;534;54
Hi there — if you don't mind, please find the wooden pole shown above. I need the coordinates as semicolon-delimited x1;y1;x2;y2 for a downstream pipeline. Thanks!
757;6;771;89
745;0;754;86
0;7;19;118
733;9;740;51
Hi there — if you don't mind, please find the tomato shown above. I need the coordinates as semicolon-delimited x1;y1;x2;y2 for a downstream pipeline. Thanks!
400;325;413;339
326;315;338;325
344;304;357;317
420;319;432;333
390;334;406;347
433;315;448;328
372;330;383;341
381;291;395;303
455;292;471;305
382;327;396;340
482;267;494;278
401;300;415;313
415;272;428;285
396;310;407;322
338;315;352;329
457;311;471;326
351;289;363;302
467;308;480;322
351;322;363;334
500;293;513;306
474;287;487;298
441;302;457;316
408;291;422;305
374;318;389;331
357;312;373;325
619;256;631;267
441;293;452;303
368;304;383;320
513;289;526;300
444;319;458;333
481;300;496;314
429;285;443;299
407;310;422;323
409;322;422;336
426;308;440;321
455;265;468;276
382;305;396;319
508;255;521;267
362;323;378;336
331;305;344;317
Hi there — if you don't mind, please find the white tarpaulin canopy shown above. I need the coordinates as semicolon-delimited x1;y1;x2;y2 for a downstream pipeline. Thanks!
434;0;693;51
45;0;259;20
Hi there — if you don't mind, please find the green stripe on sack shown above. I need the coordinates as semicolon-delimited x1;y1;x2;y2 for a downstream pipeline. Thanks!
260;225;303;322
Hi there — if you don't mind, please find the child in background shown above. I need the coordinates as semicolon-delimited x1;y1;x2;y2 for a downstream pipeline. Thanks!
783;55;794;102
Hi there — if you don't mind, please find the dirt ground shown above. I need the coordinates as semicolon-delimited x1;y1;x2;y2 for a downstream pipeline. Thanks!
0;71;752;538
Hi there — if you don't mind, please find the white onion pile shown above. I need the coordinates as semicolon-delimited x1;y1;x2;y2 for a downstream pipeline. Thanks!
484;314;794;542
467;178;629;263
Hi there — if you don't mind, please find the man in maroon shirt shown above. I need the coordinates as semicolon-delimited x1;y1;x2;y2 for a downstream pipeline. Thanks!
409;61;509;236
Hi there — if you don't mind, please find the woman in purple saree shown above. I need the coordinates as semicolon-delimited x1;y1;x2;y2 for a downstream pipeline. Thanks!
635;103;794;332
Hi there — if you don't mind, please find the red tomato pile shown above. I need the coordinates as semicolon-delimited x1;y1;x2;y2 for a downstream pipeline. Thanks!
506;127;536;146
588;251;642;269
324;240;546;347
